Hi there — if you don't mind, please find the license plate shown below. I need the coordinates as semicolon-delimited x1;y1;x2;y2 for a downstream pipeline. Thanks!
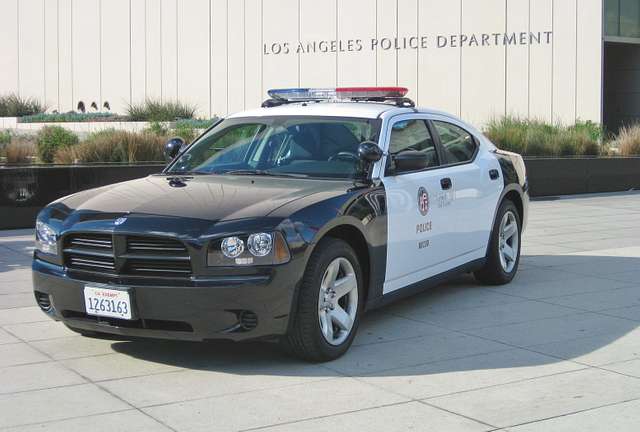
84;286;132;320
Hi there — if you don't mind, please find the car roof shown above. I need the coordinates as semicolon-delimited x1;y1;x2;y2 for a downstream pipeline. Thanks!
227;101;464;122
225;101;484;140
227;102;409;119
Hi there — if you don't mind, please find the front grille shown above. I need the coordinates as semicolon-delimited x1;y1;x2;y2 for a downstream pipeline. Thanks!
67;234;113;251
127;236;188;254
61;310;194;332
67;254;116;272
125;236;191;277
64;233;192;278
64;234;116;274
126;259;192;276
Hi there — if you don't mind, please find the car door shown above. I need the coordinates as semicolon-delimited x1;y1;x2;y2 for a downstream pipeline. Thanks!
430;118;502;260
381;115;455;294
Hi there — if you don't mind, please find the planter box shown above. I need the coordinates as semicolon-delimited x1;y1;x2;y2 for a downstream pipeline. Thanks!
0;117;18;128
0;118;174;135
1;164;165;230
1;158;639;230
524;157;640;197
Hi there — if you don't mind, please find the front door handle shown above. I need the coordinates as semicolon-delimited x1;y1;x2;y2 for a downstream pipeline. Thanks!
440;177;452;190
489;169;500;180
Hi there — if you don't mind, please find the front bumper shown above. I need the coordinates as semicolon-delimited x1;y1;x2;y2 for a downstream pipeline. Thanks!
32;258;300;342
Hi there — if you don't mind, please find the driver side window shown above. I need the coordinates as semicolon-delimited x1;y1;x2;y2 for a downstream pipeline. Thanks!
387;119;438;174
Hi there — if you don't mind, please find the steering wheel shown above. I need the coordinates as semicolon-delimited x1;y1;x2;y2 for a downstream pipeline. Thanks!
328;152;359;163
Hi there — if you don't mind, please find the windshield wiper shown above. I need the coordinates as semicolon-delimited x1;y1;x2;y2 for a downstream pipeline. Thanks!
164;170;208;176
222;169;308;178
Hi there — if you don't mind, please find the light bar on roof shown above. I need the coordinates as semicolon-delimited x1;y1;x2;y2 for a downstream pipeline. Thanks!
267;88;336;101
267;87;408;102
336;87;408;99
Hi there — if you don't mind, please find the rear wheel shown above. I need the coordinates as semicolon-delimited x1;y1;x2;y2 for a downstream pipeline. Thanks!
283;238;363;362
474;200;521;285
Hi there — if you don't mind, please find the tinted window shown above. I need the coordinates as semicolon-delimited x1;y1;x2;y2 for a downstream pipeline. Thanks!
433;121;477;164
387;119;438;173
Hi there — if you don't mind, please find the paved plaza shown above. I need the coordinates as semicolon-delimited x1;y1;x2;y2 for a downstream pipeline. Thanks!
1;192;640;431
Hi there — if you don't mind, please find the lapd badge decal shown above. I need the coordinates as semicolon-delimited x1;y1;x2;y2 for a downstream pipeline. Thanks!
114;217;127;226
417;187;429;216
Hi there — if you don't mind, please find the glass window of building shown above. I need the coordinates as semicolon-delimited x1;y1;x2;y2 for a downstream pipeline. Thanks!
620;0;640;38
605;0;620;36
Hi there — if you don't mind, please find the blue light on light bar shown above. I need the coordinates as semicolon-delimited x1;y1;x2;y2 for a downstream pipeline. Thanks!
267;87;409;102
267;88;336;101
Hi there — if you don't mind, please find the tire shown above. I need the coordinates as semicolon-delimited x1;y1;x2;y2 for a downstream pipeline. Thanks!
282;238;363;362
474;199;521;285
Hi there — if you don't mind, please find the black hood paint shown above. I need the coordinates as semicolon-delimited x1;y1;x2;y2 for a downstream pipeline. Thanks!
55;174;357;222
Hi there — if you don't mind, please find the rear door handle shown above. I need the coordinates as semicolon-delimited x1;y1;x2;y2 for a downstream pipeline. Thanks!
440;177;452;190
489;169;500;180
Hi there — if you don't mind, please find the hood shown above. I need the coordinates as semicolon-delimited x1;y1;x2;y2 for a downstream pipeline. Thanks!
57;174;352;222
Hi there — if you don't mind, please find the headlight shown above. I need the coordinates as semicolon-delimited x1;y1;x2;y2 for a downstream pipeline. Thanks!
35;221;58;255
208;232;290;266
221;236;245;258
247;233;273;257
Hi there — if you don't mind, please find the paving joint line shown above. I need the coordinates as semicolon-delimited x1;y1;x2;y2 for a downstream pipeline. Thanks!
494;396;640;431
236;400;417;432
138;374;342;411
0;408;136;431
0;324;180;432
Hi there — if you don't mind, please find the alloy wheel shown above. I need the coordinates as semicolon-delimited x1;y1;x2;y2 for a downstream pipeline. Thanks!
498;210;519;273
317;257;358;346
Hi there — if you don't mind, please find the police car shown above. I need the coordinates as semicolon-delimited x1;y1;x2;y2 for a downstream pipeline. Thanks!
32;87;528;361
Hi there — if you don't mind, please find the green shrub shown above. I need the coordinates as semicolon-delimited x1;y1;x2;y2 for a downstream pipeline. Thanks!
553;130;579;156
485;116;602;157
175;117;219;130
171;124;197;144
0;94;46;117
19;112;120;123
144;121;169;136
0;130;10;157
524;128;552;156
36;126;79;163
484;117;527;154
570;120;603;143
0;130;10;146
5;137;36;164
145;120;198;144
127;99;196;121
614;124;640;156
54;130;165;164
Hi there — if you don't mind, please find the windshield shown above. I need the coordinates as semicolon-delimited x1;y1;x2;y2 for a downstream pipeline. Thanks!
166;116;380;179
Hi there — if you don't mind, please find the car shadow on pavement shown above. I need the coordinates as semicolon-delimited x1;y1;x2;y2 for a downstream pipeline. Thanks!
106;254;639;376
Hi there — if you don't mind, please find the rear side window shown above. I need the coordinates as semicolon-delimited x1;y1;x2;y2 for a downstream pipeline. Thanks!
387;119;439;172
433;121;477;164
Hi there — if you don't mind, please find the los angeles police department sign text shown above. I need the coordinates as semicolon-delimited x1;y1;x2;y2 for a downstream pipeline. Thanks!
263;31;553;55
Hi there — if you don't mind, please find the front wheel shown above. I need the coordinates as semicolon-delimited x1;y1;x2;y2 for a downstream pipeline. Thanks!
282;238;363;362
474;200;521;285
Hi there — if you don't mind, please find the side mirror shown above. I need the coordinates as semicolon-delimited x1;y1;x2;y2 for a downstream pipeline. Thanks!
393;151;428;173
358;141;383;163
164;137;186;161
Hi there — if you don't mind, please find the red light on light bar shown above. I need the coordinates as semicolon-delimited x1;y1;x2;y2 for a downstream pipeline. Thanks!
336;87;408;99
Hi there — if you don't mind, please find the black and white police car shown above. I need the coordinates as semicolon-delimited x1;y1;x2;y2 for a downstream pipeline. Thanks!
33;87;528;361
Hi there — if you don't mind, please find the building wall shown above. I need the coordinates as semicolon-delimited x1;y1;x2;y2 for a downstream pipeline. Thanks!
0;0;603;126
